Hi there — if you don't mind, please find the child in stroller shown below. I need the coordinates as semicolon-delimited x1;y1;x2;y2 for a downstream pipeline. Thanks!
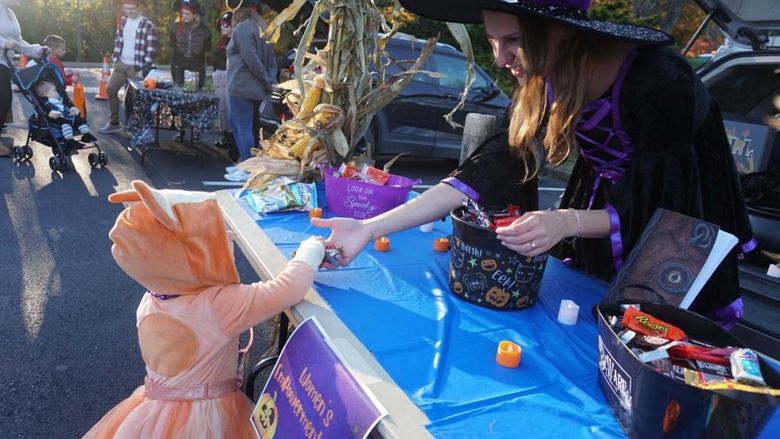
6;50;107;171
33;80;96;147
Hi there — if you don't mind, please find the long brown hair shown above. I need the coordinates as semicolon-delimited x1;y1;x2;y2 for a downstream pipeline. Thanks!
232;7;266;32
507;16;595;181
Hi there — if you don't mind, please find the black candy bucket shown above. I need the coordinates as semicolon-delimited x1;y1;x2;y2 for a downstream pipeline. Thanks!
448;206;548;310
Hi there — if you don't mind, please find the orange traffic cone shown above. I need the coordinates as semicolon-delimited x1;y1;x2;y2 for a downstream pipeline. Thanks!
95;56;110;100
19;54;28;68
73;79;88;120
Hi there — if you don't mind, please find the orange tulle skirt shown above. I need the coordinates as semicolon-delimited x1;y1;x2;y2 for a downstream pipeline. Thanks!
83;386;257;438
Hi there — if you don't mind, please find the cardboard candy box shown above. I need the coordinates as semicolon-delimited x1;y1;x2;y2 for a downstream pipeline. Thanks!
596;301;780;438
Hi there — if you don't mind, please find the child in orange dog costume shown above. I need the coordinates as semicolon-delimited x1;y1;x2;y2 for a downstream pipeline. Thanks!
84;180;324;438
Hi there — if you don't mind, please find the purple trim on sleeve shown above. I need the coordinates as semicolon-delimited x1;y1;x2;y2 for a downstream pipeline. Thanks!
442;177;481;202
706;297;743;330
741;237;757;254
604;204;624;272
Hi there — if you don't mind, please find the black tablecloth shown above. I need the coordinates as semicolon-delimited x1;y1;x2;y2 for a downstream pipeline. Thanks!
126;82;219;147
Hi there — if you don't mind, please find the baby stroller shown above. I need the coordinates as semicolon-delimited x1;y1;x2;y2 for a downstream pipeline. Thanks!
5;49;107;171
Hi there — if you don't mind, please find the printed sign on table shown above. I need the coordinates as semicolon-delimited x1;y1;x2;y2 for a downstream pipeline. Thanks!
251;317;386;439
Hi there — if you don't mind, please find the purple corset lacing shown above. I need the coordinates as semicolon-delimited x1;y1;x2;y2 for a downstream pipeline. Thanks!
574;49;638;209
548;49;639;270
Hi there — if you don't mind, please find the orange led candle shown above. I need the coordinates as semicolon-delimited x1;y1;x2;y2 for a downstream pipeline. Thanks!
496;340;522;368
374;236;390;252
433;237;449;252
308;207;323;219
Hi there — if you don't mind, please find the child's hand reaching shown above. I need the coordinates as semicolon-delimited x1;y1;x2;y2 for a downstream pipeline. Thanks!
48;110;62;119
69;107;79;116
291;236;326;272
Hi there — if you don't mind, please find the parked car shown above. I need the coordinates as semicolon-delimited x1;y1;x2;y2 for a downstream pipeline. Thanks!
260;33;511;160
693;0;780;357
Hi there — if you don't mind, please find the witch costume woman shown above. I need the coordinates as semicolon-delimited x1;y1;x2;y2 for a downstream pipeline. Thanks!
402;0;754;327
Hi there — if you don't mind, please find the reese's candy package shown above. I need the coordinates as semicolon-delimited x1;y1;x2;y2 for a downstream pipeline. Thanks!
622;306;687;341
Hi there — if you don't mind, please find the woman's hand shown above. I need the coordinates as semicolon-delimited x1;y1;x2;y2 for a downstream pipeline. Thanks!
495;210;574;256
311;217;373;267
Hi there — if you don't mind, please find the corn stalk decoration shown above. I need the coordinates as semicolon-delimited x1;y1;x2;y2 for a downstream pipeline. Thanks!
239;0;475;190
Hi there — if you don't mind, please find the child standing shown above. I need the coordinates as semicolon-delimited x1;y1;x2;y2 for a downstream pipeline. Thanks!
42;35;72;86
83;180;325;438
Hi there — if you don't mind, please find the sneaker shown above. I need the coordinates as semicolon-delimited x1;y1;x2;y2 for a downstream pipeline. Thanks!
224;169;249;182
225;165;240;173
98;122;123;134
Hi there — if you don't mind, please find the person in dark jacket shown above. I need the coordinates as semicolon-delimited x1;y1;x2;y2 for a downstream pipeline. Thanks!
169;0;210;89
169;0;210;142
212;10;237;159
224;0;278;179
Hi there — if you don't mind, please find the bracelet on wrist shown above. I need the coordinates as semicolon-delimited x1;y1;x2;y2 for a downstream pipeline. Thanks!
572;209;582;238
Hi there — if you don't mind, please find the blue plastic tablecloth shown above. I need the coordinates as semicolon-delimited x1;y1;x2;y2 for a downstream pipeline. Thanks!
250;208;780;438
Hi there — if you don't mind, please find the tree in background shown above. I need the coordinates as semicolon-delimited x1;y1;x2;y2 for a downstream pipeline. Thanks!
15;0;226;64
12;1;720;69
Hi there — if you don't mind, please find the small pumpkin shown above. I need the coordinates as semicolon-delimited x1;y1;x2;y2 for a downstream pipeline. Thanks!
662;400;680;434
516;295;530;308
480;259;498;271
253;392;278;439
485;286;511;308
143;78;157;90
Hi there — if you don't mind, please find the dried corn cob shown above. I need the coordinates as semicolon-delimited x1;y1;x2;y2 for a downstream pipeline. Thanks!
298;75;327;118
289;134;321;159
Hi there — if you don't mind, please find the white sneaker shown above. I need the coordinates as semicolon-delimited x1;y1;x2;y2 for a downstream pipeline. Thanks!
225;165;240;173
224;170;249;182
98;122;123;134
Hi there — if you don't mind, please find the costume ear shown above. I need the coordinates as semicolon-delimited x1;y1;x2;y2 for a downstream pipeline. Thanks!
131;180;181;232
108;190;141;204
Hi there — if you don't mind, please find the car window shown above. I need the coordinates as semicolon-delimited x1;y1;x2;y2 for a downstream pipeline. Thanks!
432;53;491;92
708;64;780;116
383;43;433;84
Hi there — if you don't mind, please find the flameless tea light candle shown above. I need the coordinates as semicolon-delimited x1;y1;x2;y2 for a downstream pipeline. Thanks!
374;236;390;252
308;207;323;219
420;222;434;233
767;263;780;279
496;340;522;368
433;237;449;252
557;299;580;325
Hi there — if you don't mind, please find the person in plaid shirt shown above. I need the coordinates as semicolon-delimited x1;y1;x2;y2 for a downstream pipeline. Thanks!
99;0;157;134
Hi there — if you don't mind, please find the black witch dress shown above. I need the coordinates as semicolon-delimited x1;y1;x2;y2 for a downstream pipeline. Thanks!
444;45;753;324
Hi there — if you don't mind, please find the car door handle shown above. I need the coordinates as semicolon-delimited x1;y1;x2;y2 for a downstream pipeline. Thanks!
443;93;458;100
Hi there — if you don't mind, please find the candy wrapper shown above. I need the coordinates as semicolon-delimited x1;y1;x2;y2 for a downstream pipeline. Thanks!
731;349;767;386
333;163;391;186
459;199;522;229
242;177;317;214
622;306;687;341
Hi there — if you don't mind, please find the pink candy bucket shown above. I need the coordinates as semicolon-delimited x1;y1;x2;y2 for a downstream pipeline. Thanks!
323;167;419;219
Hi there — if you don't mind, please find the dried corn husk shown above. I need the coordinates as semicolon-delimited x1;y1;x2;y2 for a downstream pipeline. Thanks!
240;0;474;190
